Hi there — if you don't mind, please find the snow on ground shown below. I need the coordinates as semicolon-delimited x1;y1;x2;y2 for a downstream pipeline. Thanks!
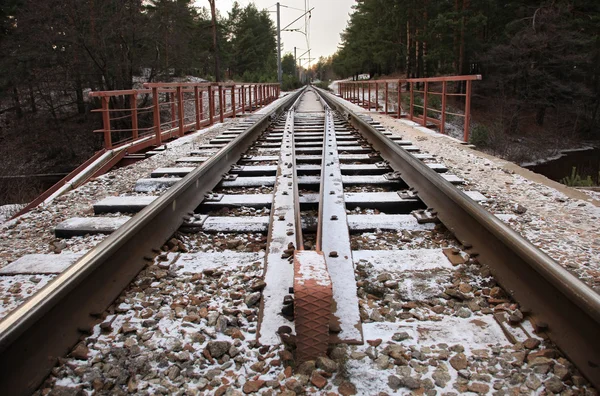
348;104;600;293
0;118;240;271
0;204;24;225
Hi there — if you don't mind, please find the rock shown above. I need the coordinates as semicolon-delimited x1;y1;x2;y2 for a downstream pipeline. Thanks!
245;292;261;307
243;380;265;394
121;322;137;334
310;372;327;389
296;360;316;376
467;382;489;394
388;375;402;391
449;353;468;371
432;368;451;387
278;326;293;334
455;307;471;318
250;280;267;292
375;355;389;370
285;378;304;394
512;204;527;214
392;331;411;342
508;309;524;324
350;352;367;360
553;363;569;380
71;343;89;360
367;338;383;347
196;378;209;390
250;361;266;372
206;341;231;358
523;337;541;350
403;377;421;390
338;381;357;396
316;357;338;373
525;375;542;390
224;328;246;340
166;365;180;380
544;376;565;394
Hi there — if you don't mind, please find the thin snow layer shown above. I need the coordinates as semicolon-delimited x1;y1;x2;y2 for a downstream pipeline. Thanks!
0;252;86;274
366;111;600;292
0;204;24;225
0;274;55;319
260;111;297;345
175;251;264;274
353;249;451;272
0;116;242;270
347;317;510;395
295;250;331;287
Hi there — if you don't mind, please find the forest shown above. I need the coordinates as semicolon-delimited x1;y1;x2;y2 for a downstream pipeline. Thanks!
331;0;600;161
1;0;599;204
0;0;282;204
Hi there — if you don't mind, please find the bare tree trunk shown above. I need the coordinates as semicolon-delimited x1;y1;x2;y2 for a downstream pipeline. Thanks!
423;1;428;77
208;0;220;83
75;74;85;114
12;86;23;119
28;84;37;113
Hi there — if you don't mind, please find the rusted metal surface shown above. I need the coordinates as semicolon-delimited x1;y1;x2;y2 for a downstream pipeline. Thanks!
338;75;481;141
0;89;301;396
294;250;332;362
318;86;600;389
90;82;280;151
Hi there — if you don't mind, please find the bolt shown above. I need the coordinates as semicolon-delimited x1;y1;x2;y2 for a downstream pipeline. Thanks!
331;215;338;220
329;251;338;258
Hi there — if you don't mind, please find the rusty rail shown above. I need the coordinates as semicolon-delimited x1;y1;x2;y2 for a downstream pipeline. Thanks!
89;82;280;150
317;85;600;389
0;88;300;396
338;75;481;142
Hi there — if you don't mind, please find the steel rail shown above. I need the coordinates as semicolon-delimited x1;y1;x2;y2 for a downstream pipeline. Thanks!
315;86;600;388
0;88;305;395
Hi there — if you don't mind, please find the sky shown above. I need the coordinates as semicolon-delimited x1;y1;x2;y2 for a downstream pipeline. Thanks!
193;0;355;68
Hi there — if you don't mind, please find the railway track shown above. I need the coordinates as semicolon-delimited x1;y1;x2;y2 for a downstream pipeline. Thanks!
0;87;598;394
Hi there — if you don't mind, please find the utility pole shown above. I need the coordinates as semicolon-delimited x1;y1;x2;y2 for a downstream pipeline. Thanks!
277;3;282;84
208;0;220;82
294;47;297;80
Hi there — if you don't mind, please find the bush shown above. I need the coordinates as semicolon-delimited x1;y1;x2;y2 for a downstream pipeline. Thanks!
469;125;490;147
313;81;332;91
560;167;595;187
281;75;303;91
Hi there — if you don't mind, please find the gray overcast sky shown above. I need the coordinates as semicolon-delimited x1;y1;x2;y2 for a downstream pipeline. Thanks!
194;0;355;67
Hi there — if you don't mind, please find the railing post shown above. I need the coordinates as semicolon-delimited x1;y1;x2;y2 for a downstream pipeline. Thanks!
169;92;176;131
152;87;162;146
368;82;371;111
177;86;185;137
384;82;388;114
441;81;447;135
375;82;378;112
208;85;215;125
409;82;414;121
362;82;365;108
194;86;201;130
218;84;224;123
130;93;138;140
101;96;112;149
241;85;246;114
231;84;236;117
200;87;204;122
464;80;472;142
422;81;428;127
397;80;402;118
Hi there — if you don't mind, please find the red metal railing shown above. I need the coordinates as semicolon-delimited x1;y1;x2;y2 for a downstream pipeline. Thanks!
338;75;481;142
89;82;280;150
